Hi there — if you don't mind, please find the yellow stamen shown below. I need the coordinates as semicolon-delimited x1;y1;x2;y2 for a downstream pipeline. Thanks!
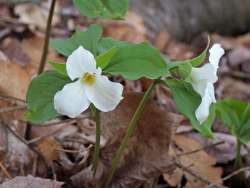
81;73;96;85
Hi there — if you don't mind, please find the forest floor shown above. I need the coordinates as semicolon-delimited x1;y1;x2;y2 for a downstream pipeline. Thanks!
0;1;250;188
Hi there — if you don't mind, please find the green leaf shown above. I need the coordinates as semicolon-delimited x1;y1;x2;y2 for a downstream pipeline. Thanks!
165;79;214;138
216;98;250;143
178;63;192;79
73;0;128;20
169;38;210;69
96;47;118;69
103;43;168;80
49;38;128;73
170;62;192;80
50;24;102;57
49;61;67;76
97;37;130;54
26;71;71;124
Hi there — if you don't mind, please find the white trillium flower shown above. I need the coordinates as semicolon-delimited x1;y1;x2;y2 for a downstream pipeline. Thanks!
190;44;225;124
54;46;124;118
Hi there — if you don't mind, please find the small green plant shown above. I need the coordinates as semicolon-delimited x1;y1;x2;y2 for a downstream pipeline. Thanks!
216;99;250;169
25;0;250;187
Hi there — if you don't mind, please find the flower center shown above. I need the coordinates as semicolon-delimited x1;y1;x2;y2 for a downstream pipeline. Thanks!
81;72;96;85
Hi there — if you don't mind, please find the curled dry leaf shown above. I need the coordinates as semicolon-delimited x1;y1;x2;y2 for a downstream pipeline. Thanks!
36;137;61;165
71;92;183;188
31;117;101;178
0;122;35;178
0;175;63;188
14;0;60;32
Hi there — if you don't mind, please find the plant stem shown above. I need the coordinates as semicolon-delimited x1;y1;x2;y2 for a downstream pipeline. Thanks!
25;0;56;140
103;80;158;188
235;138;243;169
37;0;56;74
91;106;101;175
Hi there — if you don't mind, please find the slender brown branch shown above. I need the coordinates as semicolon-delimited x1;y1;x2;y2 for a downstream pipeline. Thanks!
1;121;39;155
28;125;66;145
176;141;225;157
207;166;250;188
0;94;25;104
38;0;57;74
226;71;250;80
174;160;220;188
20;113;90;127
0;105;26;114
0;161;12;178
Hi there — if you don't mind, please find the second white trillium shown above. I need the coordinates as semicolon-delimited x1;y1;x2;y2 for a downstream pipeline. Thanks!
190;44;225;124
54;46;124;118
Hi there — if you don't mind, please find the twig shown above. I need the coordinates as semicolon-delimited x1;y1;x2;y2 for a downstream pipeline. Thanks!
0;94;25;104
20;112;90;127
226;71;250;80
25;0;57;141
176;141;225;157
0;105;26;114
55;148;80;154
28;125;66;145
1;121;44;159
0;28;11;40
207;166;250;188
37;0;56;74
0;161;12;178
174;160;220;188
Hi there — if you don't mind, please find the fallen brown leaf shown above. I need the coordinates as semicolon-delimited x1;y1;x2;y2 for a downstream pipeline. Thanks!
0;175;63;188
1;38;30;66
0;35;63;100
102;12;146;43
71;92;182;188
0;60;31;100
36;137;61;165
164;135;223;188
14;0;60;32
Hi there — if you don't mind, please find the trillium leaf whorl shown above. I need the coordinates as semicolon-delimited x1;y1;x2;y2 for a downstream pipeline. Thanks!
54;46;124;118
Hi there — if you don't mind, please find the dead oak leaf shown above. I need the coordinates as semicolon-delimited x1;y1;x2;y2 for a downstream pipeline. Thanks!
164;135;223;188
71;92;183;188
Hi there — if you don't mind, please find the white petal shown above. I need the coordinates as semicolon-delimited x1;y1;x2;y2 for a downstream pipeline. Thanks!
191;64;217;84
84;75;124;112
54;80;90;118
209;43;225;69
191;80;207;96
66;46;97;80
195;83;216;124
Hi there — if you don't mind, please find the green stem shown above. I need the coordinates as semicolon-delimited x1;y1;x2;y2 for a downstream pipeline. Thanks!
103;80;158;188
235;138;243;169
91;106;101;175
37;0;56;74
